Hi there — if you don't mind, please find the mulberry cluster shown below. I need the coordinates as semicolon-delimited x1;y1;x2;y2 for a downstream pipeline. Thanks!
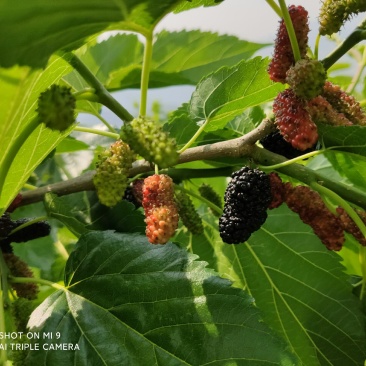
260;130;316;159
198;184;222;217
285;59;327;100
319;0;366;36
273;89;318;151
268;172;286;209
0;214;51;253
120;117;178;168
219;167;271;244
37;85;76;131
175;190;204;235
268;5;309;83
322;81;366;125
142;174;179;244
4;253;39;300
284;184;344;251
93;140;135;207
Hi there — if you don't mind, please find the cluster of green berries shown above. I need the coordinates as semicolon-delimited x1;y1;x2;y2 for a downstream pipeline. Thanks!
198;184;222;217
219;167;272;244
175;190;204;235
121;116;179;169
142;174;179;244
319;0;366;36
93;140;135;207
37;85;76;131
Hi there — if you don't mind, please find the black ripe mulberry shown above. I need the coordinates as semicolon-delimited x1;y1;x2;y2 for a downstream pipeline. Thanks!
37;85;76;131
268;5;309;83
260;130;315;159
273;89;318;151
7;219;51;243
219;167;271;244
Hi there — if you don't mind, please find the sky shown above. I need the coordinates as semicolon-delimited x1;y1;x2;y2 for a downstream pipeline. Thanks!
86;1;366;125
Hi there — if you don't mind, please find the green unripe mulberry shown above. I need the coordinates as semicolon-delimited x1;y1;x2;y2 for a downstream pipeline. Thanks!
198;184;222;217
175;190;203;235
93;140;135;207
319;0;366;36
37;85;76;131
286;59;326;100
120;116;178;168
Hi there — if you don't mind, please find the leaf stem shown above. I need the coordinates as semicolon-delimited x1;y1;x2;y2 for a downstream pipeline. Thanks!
73;126;120;140
278;0;301;62
139;33;154;117
62;52;133;123
314;33;321;60
265;0;282;17
178;119;210;153
322;26;366;70
347;46;366;94
9;276;65;292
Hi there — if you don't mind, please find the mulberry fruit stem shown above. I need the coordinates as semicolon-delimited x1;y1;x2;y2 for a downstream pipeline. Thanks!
278;0;301;62
62;52;133;123
178;118;210;153
9;276;65;292
322;24;366;70
265;0;282;17
347;47;366;94
175;185;223;216
139;33;154;117
73;126;120;140
314;33;321;60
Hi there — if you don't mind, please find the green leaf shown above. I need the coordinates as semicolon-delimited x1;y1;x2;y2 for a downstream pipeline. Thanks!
318;124;366;156
27;231;298;365
174;0;225;13
56;137;89;153
189;57;284;131
0;56;73;212
44;193;89;237
0;0;183;69
215;205;366;366
107;31;269;89
226;106;266;136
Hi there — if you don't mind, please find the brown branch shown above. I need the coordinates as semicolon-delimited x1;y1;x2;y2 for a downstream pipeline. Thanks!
19;119;275;207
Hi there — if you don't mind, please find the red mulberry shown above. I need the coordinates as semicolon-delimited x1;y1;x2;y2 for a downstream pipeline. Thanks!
284;184;344;250
268;5;309;83
336;207;366;246
268;172;286;210
120;117;178;168
219;167;271;244
322;81;366;125
273;89;318;151
307;95;353;126
93;140;135;207
142;174;179;244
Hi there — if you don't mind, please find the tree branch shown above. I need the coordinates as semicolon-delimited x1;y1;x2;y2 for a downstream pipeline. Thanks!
18;118;366;211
